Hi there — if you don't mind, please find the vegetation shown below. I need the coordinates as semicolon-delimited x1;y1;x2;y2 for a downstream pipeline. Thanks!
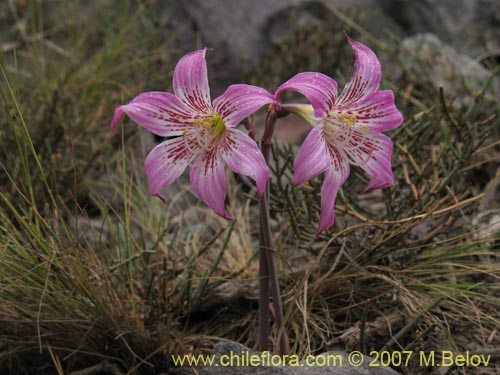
1;1;498;374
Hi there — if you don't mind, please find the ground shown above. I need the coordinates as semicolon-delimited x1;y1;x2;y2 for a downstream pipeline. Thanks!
0;1;499;374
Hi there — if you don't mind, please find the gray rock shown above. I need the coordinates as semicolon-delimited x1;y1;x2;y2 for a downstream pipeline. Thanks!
266;0;398;46
472;166;500;251
183;0;301;65
377;0;500;53
177;0;392;91
477;0;500;26
67;215;110;250
201;342;399;375
62;1;500;85
153;0;499;95
401;33;499;104
377;0;477;41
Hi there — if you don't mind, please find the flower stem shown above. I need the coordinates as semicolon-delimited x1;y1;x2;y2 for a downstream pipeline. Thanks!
258;205;270;352
244;116;271;352
259;105;290;355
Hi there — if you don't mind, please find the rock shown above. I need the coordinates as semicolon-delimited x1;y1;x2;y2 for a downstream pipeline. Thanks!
377;0;500;53
377;0;476;41
176;0;393;91
477;0;500;26
67;215;110;249
400;33;500;105
177;0;301;94
478;166;500;213
472;166;500;251
471;210;500;249
266;0;397;47
330;312;405;352
171;205;221;239
194;282;259;313
183;0;298;65
174;0;499;74
201;342;400;375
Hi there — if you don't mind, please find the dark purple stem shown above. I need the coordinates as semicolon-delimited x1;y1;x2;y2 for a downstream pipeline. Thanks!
258;209;270;352
259;105;290;355
244;115;271;352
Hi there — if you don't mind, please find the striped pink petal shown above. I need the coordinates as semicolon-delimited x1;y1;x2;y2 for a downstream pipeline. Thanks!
343;131;394;192
213;84;276;127
293;126;331;186
275;72;338;118
336;37;381;106
221;128;269;196
190;148;232;220
294;126;351;235
144;134;199;202
317;147;350;237
111;92;197;136
343;90;403;133
173;49;212;112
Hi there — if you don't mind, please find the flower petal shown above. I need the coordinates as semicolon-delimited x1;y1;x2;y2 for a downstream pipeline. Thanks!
213;84;276;127
293;126;331;186
110;107;126;131
144;135;198;201
346;90;403;133
337;38;381;106
221;128;269;196
112;92;197;136
190;148;232;220
275;72;338;118
343;131;394;192
173;49;212;111
317;147;350;237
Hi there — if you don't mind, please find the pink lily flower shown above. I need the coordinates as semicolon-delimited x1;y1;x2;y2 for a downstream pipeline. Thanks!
275;38;403;236
111;49;276;219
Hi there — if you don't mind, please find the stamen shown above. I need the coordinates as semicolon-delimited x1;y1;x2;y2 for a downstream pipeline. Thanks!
183;131;195;154
349;145;374;166
182;114;226;156
339;113;356;127
346;128;375;167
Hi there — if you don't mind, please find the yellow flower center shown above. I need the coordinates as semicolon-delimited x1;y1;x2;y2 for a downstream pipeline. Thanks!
183;114;226;152
326;111;371;134
338;113;356;127
194;114;225;137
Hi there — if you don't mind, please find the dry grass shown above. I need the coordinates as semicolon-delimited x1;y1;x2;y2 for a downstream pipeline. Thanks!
1;1;499;374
